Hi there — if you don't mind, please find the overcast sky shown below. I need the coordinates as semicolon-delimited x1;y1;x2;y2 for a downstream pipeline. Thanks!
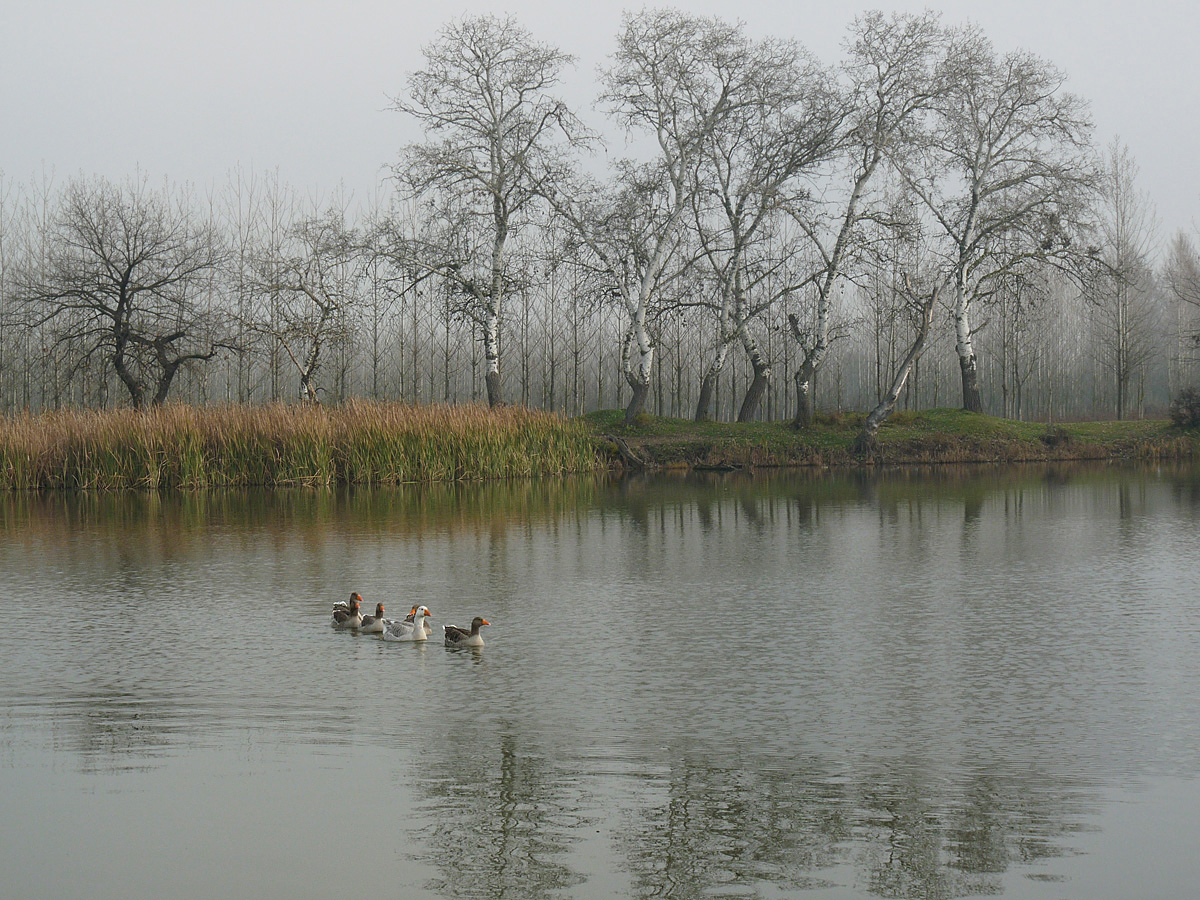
2;0;1197;240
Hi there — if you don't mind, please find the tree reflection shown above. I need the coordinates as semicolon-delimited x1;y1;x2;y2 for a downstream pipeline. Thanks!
858;767;1097;898
612;747;1101;899
858;784;1002;899
414;731;588;899
619;754;851;898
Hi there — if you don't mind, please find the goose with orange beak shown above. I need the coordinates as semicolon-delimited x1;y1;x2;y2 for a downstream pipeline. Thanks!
382;606;432;642
359;602;387;634
443;616;490;648
331;594;363;629
401;605;433;637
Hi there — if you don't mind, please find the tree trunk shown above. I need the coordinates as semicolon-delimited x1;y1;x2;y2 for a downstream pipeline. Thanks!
153;365;181;406
299;372;319;404
792;356;815;429
483;309;503;408
737;348;771;423
482;197;510;409
485;370;502;408
621;318;655;425
694;371;718;422
694;344;728;421
953;288;984;413
854;286;939;457
958;353;983;413
788;309;830;429
624;379;650;424
112;343;146;409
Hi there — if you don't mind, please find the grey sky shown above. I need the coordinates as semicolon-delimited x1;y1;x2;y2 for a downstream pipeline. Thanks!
2;0;1196;240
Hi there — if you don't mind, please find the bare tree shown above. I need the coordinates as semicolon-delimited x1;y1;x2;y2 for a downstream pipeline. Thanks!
1164;231;1200;386
0;172;16;409
391;14;582;408
688;32;843;422
994;260;1053;419
246;201;362;404
11;174;228;408
557;162;696;423
577;9;794;424
1089;138;1160;419
853;275;940;456
789;10;945;428
899;26;1096;413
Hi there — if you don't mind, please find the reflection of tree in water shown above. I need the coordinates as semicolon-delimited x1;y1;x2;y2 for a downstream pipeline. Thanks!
617;748;1099;899
620;755;851;898
415;731;588;899
857;769;1097;899
859;787;1001;899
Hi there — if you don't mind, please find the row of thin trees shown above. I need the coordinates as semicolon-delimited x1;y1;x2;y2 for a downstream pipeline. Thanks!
2;9;1199;427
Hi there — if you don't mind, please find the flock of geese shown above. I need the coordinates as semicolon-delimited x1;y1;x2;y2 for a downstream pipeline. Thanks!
331;592;490;648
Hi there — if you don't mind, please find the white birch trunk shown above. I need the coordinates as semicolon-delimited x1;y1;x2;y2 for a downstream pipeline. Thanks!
953;272;983;412
854;284;940;455
736;326;771;422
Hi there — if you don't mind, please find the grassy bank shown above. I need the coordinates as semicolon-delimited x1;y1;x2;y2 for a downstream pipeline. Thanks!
2;403;1196;491
588;408;1200;469
0;402;597;490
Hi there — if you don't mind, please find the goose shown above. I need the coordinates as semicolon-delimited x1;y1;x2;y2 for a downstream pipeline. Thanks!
402;605;434;637
382;606;432;642
331;595;362;629
359;603;387;634
443;617;490;648
332;591;362;616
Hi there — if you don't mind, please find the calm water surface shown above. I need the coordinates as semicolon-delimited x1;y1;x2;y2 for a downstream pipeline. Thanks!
2;464;1199;899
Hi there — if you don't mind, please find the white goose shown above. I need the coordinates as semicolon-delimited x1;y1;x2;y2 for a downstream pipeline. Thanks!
382;606;432;642
401;605;434;637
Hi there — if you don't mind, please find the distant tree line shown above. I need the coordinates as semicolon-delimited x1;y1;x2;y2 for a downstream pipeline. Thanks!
2;8;1199;427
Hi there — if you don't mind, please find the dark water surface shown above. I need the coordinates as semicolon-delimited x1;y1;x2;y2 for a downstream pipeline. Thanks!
2;463;1199;899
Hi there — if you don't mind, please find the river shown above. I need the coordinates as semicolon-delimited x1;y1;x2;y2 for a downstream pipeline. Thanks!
2;463;1198;899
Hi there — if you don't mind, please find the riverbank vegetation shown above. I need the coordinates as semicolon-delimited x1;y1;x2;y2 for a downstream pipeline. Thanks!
2;402;1196;491
0;403;596;490
590;408;1199;470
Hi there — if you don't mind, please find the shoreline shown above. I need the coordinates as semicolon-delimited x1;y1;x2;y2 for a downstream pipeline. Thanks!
2;402;1196;490
589;408;1199;472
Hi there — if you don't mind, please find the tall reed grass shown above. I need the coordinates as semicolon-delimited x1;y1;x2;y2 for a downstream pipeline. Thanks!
0;402;600;490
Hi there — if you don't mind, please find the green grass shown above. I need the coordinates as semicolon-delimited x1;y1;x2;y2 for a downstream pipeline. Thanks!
585;407;1199;468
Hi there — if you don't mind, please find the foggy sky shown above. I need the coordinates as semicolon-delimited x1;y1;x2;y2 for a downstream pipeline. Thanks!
2;0;1196;241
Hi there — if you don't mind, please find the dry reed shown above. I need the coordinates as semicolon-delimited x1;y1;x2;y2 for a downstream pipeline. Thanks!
0;402;600;491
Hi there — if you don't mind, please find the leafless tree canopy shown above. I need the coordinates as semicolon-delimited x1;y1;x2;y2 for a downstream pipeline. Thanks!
0;10;1194;423
389;14;586;409
9;175;227;408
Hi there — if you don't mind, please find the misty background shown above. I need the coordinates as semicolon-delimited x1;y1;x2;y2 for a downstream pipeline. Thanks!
1;1;1198;422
